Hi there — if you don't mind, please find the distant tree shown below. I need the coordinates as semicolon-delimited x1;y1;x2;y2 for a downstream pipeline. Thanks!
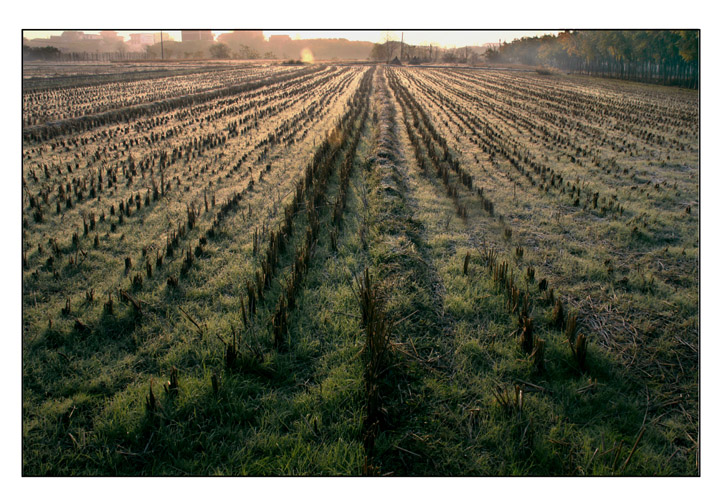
484;47;501;62
263;51;276;59
537;35;566;68
442;49;458;63
147;41;180;59
370;32;398;63
384;32;395;63
22;45;61;61
675;30;698;63
370;43;388;61
209;43;231;59
487;30;697;88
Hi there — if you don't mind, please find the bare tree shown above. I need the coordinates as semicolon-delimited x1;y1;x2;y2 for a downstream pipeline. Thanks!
382;31;396;64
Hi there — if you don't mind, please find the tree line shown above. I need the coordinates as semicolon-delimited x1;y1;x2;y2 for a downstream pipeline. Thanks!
23;45;149;62
370;40;485;65
486;30;698;89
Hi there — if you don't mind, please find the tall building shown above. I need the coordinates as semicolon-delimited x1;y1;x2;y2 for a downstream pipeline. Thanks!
59;31;83;41
129;33;155;46
154;32;173;44
268;34;291;44
181;30;214;42
100;31;123;43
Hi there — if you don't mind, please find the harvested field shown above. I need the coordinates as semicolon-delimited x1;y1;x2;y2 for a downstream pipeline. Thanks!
22;61;698;476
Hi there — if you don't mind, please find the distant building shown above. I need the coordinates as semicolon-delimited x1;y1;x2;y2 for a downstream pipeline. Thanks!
100;31;123;43
154;32;173;44
217;31;265;48
268;35;292;44
59;31;83;41
48;31;87;43
129;33;155;46
181;30;214;42
81;33;102;40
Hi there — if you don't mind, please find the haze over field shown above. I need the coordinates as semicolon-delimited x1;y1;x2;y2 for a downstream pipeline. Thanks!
24;30;559;48
22;30;560;62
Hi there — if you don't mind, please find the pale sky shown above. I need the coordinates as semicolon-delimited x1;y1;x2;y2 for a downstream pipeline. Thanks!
23;30;559;48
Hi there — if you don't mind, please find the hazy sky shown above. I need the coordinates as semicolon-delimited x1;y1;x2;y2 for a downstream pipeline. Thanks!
23;30;559;48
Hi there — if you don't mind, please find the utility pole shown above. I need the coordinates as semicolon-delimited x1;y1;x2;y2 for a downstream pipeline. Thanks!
161;30;165;60
400;32;404;62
